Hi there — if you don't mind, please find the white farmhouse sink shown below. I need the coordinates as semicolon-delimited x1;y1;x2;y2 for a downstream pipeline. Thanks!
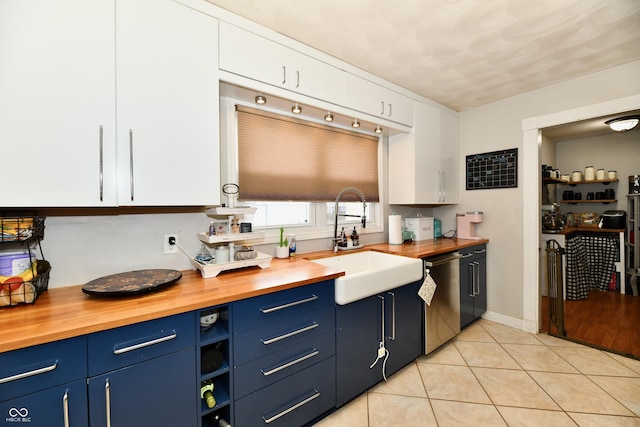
310;251;423;305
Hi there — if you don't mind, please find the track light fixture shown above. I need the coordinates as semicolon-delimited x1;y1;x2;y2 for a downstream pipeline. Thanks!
255;95;267;104
324;112;334;122
351;119;360;128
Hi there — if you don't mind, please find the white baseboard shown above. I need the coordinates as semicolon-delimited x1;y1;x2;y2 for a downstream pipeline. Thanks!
480;311;537;334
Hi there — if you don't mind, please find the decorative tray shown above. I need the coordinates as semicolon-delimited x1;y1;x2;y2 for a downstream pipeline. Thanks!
190;252;272;278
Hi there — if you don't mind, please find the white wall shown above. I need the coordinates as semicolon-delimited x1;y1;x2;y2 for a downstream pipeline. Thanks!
435;60;640;327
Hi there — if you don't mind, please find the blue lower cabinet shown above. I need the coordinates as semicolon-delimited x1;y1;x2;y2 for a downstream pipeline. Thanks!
336;280;422;407
88;348;196;427
234;357;335;427
0;379;87;427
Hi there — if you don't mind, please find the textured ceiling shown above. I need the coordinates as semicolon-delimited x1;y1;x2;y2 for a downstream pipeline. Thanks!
206;0;640;112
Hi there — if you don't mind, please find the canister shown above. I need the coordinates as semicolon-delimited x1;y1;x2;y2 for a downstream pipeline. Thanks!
571;170;582;182
608;170;617;180
560;174;570;182
596;169;605;180
214;245;229;264
584;166;595;181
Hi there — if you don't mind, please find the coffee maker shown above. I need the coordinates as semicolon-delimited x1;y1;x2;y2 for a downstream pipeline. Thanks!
457;212;483;240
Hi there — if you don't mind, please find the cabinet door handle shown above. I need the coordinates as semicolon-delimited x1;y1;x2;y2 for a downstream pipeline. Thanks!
262;389;320;424
99;125;104;202
128;129;135;201
282;65;286;85
0;361;58;384
388;103;392;117
387;291;396;341
295;70;300;88
378;294;385;343
261;322;318;345
473;261;480;295
63;390;70;427
468;263;475;297
113;331;177;354
380;101;385;115
105;379;112;427
441;171;446;202
261;349;319;376
260;294;318;313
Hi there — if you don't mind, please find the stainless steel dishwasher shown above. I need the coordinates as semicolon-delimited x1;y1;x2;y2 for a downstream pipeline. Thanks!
423;252;462;354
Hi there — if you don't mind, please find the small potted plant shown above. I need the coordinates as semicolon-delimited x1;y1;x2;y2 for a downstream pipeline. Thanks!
275;227;289;259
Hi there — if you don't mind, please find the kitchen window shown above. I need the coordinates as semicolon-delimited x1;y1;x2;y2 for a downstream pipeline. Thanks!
220;98;382;239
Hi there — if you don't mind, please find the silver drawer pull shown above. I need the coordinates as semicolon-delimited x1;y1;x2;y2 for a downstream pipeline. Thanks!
105;379;111;427
113;331;177;355
261;349;320;376
461;253;473;259
474;248;487;254
260;294;318;314
63;390;70;427
0;361;58;384
262;389;320;424
261;322;318;345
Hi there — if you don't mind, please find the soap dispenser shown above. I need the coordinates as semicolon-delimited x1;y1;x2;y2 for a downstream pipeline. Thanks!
350;226;359;247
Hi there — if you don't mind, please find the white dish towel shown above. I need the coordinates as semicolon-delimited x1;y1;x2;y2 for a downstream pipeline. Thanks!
418;269;437;305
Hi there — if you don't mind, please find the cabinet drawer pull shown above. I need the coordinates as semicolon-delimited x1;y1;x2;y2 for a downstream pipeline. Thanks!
113;331;177;354
461;253;473;259
261;349;320;376
262;389;320;424
260;294;318;314
261;322;318;345
0;361;58;384
105;379;112;427
63;390;70;427
474;248;487;254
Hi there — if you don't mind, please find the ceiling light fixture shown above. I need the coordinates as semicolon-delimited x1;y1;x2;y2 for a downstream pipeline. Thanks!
291;103;302;114
605;116;639;132
351;119;360;128
374;125;383;134
324;112;334;122
255;95;267;104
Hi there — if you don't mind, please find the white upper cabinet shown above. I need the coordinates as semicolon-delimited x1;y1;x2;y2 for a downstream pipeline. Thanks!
389;102;459;205
343;74;414;127
218;22;345;105
116;0;220;206
0;0;220;207
0;0;117;207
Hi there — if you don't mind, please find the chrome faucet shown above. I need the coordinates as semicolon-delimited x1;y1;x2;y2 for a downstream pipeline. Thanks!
333;186;367;252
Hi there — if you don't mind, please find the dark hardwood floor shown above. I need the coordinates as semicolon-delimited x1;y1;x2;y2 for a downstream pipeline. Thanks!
541;289;640;359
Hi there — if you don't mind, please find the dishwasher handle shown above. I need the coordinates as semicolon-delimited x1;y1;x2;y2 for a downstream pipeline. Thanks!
424;252;461;267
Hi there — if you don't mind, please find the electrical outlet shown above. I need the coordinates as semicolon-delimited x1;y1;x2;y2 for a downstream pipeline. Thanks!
164;234;178;254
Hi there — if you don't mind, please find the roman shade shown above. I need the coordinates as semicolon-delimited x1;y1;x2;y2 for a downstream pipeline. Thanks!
236;105;380;202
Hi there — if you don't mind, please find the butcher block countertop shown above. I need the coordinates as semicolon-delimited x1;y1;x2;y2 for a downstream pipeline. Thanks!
0;238;488;353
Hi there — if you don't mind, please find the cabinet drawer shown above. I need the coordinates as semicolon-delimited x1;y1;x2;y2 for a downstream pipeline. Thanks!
0;337;86;401
0;379;87;427
234;305;334;366
235;331;334;399
88;312;195;376
234;356;336;427
233;280;333;333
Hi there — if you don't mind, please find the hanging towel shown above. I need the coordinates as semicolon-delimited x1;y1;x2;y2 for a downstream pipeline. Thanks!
419;269;437;305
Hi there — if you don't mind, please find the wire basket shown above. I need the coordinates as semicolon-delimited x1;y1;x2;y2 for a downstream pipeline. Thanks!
0;215;45;243
0;264;50;307
1;213;49;306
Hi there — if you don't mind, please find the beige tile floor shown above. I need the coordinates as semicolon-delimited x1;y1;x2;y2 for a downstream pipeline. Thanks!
313;319;640;426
